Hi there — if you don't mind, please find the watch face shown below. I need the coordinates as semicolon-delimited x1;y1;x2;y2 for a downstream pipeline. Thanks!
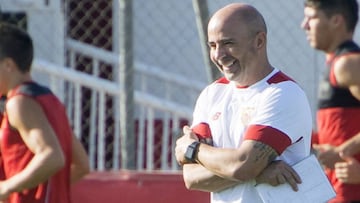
185;146;196;161
185;142;200;162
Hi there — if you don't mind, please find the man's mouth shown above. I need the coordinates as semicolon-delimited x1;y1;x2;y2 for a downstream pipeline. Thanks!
305;33;312;41
219;60;236;69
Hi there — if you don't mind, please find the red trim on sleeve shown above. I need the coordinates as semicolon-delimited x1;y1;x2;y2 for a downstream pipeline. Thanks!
244;125;291;155
329;63;337;86
326;53;338;86
192;122;212;138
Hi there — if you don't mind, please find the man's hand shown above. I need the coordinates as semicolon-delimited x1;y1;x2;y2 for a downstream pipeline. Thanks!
335;152;360;184
313;144;341;169
255;160;301;191
175;126;199;165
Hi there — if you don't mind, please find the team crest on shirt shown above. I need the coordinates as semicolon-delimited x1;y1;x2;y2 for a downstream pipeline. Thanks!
240;107;255;126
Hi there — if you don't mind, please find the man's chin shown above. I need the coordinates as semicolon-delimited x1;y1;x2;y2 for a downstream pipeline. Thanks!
224;73;237;82
309;41;322;50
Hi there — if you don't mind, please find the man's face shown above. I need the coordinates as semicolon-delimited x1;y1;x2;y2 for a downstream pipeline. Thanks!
207;16;256;83
301;6;334;52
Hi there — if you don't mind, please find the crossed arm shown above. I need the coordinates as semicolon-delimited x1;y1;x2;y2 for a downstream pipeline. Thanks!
175;126;301;192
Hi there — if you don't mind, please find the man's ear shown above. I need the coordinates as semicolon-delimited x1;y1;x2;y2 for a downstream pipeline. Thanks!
255;32;266;49
2;58;17;71
330;14;345;30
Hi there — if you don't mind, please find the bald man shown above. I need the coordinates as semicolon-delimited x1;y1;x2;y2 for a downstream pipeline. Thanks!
175;3;312;203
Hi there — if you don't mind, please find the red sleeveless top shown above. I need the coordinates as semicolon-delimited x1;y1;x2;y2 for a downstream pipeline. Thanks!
317;41;360;202
0;82;72;203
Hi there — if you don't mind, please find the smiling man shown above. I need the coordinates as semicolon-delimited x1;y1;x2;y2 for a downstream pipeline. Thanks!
175;3;313;203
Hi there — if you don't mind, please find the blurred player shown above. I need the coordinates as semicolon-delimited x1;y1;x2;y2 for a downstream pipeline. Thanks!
302;0;360;202
0;22;89;203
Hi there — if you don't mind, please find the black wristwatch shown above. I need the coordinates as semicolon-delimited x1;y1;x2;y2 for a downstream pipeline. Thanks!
184;141;201;163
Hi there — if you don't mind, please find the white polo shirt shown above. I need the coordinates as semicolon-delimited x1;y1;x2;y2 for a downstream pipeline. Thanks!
191;68;312;203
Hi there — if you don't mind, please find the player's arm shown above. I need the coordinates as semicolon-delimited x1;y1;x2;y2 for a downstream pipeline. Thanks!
333;54;360;100
0;96;65;196
336;132;360;157
70;134;90;184
335;153;360;184
333;55;360;156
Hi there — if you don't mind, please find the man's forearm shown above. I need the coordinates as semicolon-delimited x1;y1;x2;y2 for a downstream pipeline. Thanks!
339;132;360;156
183;164;240;192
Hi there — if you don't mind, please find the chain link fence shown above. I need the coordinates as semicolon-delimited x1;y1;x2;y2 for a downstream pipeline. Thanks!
0;0;333;171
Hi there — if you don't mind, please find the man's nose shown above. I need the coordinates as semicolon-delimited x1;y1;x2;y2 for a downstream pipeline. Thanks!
212;46;226;61
301;18;309;30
